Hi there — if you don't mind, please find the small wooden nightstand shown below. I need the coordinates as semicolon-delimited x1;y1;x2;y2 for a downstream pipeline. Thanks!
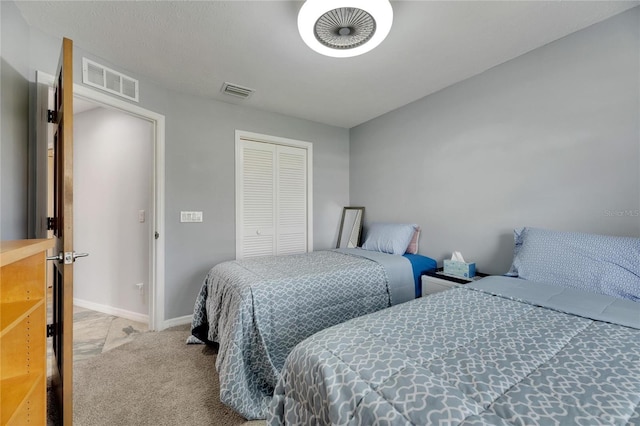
421;268;488;296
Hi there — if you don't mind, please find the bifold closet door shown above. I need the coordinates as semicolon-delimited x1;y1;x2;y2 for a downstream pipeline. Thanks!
237;140;307;259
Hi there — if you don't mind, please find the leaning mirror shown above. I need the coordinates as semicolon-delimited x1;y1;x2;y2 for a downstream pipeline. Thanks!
336;207;365;249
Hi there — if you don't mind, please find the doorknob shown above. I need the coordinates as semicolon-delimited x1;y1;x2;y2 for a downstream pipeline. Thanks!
73;252;89;260
47;251;90;264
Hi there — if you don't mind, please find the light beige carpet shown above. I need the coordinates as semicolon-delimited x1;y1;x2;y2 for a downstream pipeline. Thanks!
72;325;266;426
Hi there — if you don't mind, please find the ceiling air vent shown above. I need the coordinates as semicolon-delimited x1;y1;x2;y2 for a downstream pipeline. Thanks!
221;82;254;99
82;58;139;102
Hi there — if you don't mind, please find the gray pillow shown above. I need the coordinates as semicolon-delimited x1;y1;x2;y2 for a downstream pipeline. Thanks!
508;227;640;301
361;223;417;255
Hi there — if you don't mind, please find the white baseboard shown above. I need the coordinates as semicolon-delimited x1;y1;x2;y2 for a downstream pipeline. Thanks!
73;298;149;325
162;315;192;330
74;298;192;332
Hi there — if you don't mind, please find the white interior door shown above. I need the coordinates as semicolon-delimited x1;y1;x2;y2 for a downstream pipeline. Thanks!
276;145;307;255
238;140;276;258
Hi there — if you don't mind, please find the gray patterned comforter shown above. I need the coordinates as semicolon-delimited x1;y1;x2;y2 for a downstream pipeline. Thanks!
190;249;414;419
269;276;640;425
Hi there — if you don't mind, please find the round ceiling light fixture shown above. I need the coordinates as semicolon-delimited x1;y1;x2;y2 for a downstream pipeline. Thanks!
298;0;393;58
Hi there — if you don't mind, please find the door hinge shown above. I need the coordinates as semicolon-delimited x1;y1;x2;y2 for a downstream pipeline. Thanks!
47;109;56;123
47;324;55;338
47;217;56;230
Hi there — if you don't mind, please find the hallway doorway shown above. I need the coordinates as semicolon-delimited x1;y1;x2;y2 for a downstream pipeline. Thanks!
72;99;153;323
35;70;166;330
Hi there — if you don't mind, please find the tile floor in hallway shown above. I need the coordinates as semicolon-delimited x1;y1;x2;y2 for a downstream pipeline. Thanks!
72;306;149;361
47;306;149;376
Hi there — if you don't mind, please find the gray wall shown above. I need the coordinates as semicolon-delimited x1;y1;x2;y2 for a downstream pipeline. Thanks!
25;26;350;321
157;90;350;319
350;8;640;275
0;1;30;240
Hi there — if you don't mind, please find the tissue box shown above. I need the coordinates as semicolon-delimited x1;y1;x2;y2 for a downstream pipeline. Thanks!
443;260;476;279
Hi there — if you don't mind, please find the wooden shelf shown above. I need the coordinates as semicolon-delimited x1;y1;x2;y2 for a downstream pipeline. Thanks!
0;372;45;425
1;239;53;267
1;239;51;425
0;300;43;337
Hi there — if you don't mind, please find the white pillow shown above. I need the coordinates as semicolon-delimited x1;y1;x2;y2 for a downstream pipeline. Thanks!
361;223;417;255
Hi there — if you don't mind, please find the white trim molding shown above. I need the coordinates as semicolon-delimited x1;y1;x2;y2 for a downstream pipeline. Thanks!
163;315;193;330
73;298;149;324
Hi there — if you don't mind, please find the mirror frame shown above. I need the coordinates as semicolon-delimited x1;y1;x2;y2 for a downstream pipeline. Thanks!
336;206;365;249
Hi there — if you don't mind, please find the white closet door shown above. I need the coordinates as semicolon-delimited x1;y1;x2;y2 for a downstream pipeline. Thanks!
239;140;276;258
236;134;311;260
276;145;307;255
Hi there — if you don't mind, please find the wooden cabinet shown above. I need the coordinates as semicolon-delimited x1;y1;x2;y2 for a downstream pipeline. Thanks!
1;239;53;425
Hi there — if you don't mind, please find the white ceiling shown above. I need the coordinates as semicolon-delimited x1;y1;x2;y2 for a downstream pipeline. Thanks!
15;1;638;128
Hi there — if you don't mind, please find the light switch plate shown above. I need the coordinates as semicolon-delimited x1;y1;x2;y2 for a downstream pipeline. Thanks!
180;211;203;223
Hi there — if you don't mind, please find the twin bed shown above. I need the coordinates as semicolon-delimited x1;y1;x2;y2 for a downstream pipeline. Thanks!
190;243;436;418
270;276;640;424
191;226;640;424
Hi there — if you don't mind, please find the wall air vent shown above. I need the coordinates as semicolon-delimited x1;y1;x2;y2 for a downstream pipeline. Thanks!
82;58;139;102
221;82;255;99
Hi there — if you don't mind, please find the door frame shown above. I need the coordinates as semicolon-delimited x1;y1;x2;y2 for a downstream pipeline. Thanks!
36;70;166;331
